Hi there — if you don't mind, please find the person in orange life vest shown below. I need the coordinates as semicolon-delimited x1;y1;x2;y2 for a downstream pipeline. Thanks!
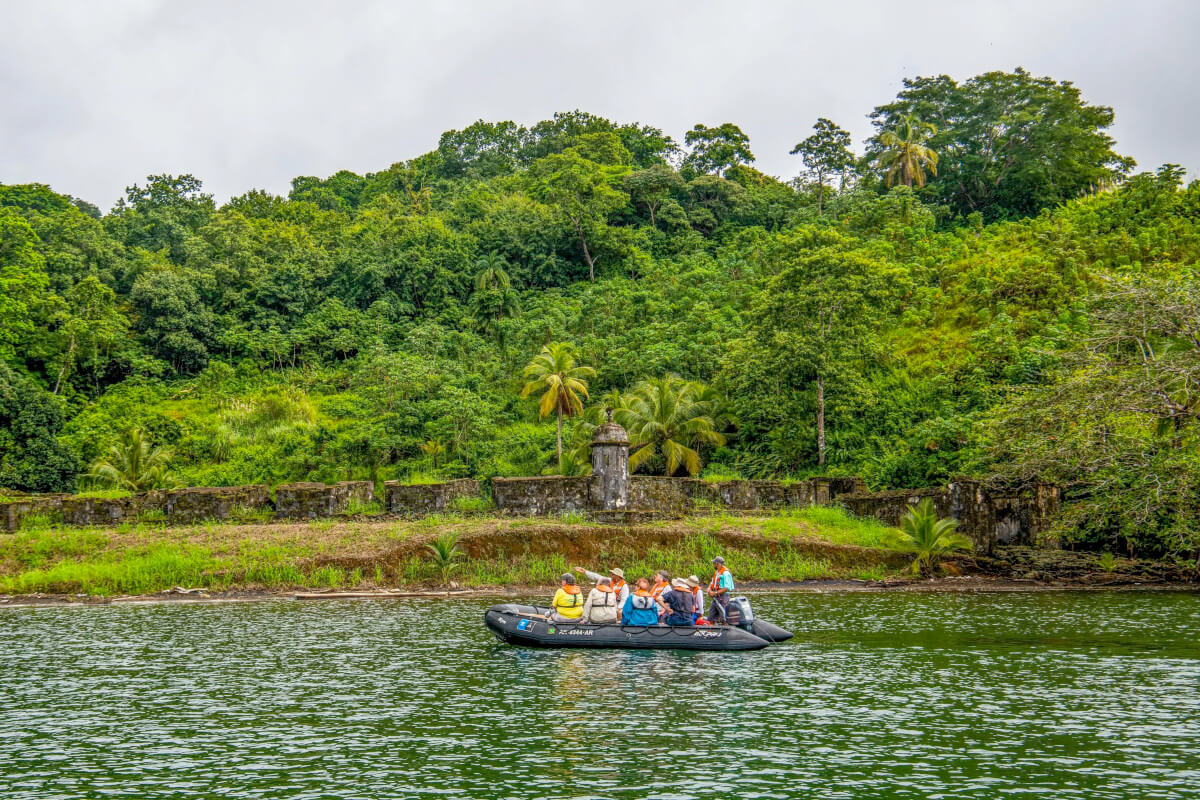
549;573;584;622
649;570;671;619
619;577;660;626
582;576;620;624
707;556;734;622
685;575;706;623
574;565;629;605
660;578;696;626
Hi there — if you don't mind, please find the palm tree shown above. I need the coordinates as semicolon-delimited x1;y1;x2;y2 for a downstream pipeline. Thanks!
420;439;446;469
472;252;519;350
618;376;726;476
877;115;939;188
474;251;512;292
521;343;595;469
86;428;173;492
424;532;465;586
883;498;973;576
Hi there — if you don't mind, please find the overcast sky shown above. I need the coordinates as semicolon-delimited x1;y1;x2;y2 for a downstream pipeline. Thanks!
2;0;1197;208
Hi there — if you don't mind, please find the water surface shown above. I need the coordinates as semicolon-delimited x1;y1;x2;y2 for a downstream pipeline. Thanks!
1;591;1198;799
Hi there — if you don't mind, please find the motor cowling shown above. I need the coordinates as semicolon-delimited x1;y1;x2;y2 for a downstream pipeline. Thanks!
728;596;754;630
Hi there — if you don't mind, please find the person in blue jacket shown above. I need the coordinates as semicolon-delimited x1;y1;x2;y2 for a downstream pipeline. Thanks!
619;577;660;626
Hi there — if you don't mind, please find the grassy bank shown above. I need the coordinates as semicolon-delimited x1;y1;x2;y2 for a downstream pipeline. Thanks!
0;508;905;596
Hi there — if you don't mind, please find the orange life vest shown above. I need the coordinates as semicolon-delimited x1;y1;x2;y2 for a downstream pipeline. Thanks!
708;566;729;594
612;578;627;596
650;580;667;599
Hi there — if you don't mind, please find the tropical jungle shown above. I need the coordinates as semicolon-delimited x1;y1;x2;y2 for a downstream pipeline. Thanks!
3;68;1198;562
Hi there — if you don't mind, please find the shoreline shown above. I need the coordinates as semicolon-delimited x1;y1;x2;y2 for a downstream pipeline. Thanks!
3;576;1196;609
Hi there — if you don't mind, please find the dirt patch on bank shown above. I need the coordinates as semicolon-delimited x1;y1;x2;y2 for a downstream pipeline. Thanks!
303;519;910;575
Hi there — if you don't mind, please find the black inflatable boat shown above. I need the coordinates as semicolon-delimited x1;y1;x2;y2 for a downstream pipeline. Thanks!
484;603;793;651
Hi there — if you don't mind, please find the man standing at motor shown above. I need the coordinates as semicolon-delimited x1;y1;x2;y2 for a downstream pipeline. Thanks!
707;556;734;622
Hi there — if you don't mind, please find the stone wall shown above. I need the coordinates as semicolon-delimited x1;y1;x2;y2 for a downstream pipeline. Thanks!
55;485;274;527
274;481;374;519
1;493;69;532
492;476;595;515
493;475;862;517
837;482;1062;554
385;479;481;514
163;485;271;524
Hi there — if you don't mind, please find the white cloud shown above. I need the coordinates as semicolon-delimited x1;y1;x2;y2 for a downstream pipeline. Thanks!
1;0;1196;207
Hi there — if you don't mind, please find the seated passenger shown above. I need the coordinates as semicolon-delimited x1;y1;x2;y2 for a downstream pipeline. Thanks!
660;578;695;626
619;578;660;626
582;576;620;624
685;575;705;624
549;573;584;623
649;570;670;601
574;565;629;605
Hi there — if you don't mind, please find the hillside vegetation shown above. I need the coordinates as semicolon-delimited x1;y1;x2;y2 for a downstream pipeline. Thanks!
2;68;1198;560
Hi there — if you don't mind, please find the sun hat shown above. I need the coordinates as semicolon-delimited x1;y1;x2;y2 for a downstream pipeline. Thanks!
712;556;725;565
671;578;689;590
609;567;625;578
685;575;701;588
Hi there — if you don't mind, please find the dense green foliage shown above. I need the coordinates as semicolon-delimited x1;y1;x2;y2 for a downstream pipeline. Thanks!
2;70;1198;558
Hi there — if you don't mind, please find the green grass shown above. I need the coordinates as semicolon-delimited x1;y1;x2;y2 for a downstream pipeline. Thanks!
341;499;384;516
0;512;903;596
18;513;63;532
401;472;444;486
765;505;895;548
73;489;134;500
449;495;493;513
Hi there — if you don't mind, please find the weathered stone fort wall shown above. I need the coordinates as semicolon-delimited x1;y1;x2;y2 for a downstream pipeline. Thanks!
1;418;1059;551
1;475;1060;552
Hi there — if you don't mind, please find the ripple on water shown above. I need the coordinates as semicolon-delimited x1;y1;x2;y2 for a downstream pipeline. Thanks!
1;592;1198;799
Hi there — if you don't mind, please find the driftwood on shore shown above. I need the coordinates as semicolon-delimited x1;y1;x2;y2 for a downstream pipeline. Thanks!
293;589;477;599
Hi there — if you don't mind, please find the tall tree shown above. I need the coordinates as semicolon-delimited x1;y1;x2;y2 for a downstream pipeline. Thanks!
683;123;754;177
0;209;49;366
748;248;895;467
876;115;939;189
869;69;1135;219
791;118;854;214
528;149;628;281
471;251;519;345
520;343;595;469
623;165;684;227
46;276;129;394
982;274;1200;558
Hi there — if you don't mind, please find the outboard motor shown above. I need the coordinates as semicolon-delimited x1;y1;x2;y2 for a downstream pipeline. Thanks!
727;596;755;631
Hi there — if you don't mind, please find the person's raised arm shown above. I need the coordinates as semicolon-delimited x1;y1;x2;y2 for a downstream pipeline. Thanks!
574;566;605;584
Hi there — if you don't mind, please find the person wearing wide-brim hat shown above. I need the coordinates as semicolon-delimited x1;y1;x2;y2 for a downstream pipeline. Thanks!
660;577;696;627
574;564;629;604
685;575;706;623
707;556;734;622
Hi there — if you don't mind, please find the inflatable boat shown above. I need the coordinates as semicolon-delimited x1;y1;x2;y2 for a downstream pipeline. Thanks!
484;602;793;651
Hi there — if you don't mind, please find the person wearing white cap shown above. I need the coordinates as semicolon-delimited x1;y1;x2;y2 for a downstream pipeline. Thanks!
659;578;696;626
685;575;706;624
574;565;629;605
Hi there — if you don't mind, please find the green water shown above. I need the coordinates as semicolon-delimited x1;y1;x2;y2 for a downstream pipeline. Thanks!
1;591;1198;799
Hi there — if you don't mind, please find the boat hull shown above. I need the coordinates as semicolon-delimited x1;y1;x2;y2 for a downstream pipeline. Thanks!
484;604;772;651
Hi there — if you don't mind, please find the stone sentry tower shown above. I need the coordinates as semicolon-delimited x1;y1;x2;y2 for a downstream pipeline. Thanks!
589;409;630;510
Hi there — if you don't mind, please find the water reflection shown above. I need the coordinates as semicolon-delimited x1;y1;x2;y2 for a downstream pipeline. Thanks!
0;592;1197;800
